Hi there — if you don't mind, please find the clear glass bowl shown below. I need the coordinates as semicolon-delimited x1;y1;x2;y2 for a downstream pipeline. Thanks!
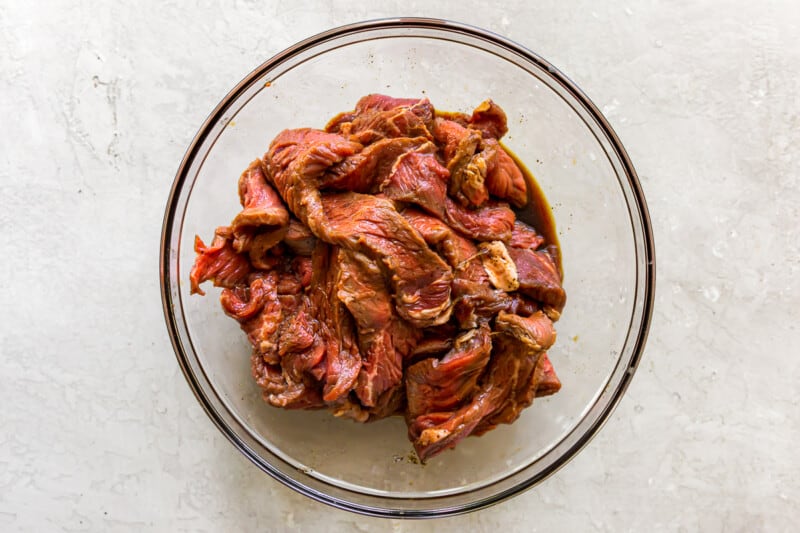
160;18;655;518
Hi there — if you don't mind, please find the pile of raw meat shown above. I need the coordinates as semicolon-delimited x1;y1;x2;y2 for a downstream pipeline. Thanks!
190;95;566;461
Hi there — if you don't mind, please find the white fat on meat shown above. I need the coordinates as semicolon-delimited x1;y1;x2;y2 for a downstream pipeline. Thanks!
478;240;519;292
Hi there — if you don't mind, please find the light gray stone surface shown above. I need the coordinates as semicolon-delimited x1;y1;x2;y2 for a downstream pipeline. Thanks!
1;1;798;531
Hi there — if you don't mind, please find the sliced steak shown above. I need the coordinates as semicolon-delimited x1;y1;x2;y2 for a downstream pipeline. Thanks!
309;242;362;402
483;138;528;208
337;249;421;408
265;128;362;231
534;353;561;398
383;152;514;242
319;193;453;327
509;220;545;250
405;325;492;420
283;219;316;256
508;247;566;312
381;151;449;214
494;310;557;353
403;209;512;328
190;228;252;295
323;137;434;192
443;198;515;242
250;352;325;409
468;99;509;140
347;97;435;145
432;117;487;207
355;94;433;117
230;159;290;259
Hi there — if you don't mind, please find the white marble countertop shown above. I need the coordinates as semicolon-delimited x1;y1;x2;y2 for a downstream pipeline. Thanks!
2;1;798;531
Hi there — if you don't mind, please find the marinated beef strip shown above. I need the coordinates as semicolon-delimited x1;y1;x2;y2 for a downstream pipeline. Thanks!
218;266;322;409
322;137;434;192
467;99;509;140
344;96;435;145
443;199;515;242
380;150;515;242
308;241;362;402
220;270;281;359
534;353;561;398
403;209;512;328
336;248;421;410
509;220;545;250
251;353;325;409
319;193;454;327
405;325;492;421
508;246;566;313
380;150;449;212
230;160;290;264
432;117;488;207
266;131;454;327
434;109;528;209
483;138;528;208
283;218;317;256
276;296;326;381
190;227;252;295
355;94;434;116
472;311;557;434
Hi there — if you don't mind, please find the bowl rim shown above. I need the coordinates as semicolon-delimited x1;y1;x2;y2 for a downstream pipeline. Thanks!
160;16;656;518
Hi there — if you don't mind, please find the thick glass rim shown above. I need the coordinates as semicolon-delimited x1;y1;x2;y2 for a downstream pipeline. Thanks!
159;17;656;518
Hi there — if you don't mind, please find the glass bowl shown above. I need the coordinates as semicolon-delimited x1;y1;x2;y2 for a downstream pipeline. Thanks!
160;18;655;518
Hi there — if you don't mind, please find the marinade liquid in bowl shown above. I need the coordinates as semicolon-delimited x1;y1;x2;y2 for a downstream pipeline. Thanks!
160;18;655;517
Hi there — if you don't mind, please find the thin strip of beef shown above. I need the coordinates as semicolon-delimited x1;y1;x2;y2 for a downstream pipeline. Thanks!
408;387;498;462
251;352;325;409
470;335;541;437
402;209;512;328
347;97;435;145
265;128;361;232
283;219;317;256
380;151;449;215
324;111;356;134
309;242;362;402
320;193;453;327
443;198;515;242
230;160;290;260
219;271;282;365
190;227;252;295
383;154;514;242
265;130;454;327
405;325;492;421
408;323;458;361
483;138;528;208
219;279;269;323
323;137;434;192
277;298;326;381
471;312;557;434
337;248;421;410
534;353;561;398
355;94;433;118
494;310;557;352
452;280;514;328
408;349;524;459
510;220;545;250
508;247;566;312
432;117;487;207
468;99;509;140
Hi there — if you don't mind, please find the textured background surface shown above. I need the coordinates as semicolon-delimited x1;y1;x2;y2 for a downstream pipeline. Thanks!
2;1;799;531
